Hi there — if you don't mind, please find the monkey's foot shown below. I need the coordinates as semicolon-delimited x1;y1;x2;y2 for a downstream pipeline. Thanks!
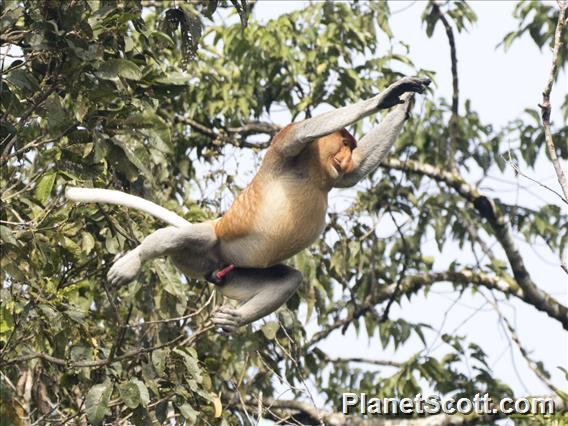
380;76;432;109
107;249;142;287
211;305;242;333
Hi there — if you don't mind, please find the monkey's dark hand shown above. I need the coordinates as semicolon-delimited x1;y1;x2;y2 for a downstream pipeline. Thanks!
379;76;431;109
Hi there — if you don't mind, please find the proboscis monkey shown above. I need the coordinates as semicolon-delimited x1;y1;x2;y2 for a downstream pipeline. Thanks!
66;76;430;332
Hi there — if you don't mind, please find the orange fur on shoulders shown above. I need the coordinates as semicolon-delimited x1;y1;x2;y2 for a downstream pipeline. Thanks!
214;177;263;240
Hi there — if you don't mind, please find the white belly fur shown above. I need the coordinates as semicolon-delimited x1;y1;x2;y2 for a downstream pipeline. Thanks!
220;180;327;267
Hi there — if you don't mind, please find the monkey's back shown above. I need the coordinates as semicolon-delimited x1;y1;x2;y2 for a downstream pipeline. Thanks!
215;172;328;268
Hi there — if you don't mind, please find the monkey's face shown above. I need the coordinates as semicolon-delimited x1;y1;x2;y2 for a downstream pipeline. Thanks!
317;129;357;180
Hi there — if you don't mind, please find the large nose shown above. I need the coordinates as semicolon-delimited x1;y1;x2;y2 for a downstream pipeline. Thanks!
339;149;351;171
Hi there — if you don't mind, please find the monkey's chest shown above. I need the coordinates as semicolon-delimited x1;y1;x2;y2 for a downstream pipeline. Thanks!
221;183;328;268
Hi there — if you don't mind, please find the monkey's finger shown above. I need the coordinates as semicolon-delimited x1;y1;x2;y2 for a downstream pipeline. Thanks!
113;252;125;262
108;276;121;288
212;312;240;321
107;265;122;283
107;267;121;282
415;78;432;93
211;317;238;327
212;318;236;326
217;306;240;316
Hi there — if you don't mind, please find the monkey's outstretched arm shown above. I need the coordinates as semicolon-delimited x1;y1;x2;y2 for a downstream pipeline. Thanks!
211;265;302;332
334;92;415;188
276;76;430;157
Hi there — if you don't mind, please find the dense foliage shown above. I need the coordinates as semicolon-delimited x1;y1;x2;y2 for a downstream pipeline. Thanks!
1;1;566;424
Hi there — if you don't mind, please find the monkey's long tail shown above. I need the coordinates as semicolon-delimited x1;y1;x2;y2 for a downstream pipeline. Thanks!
65;187;191;228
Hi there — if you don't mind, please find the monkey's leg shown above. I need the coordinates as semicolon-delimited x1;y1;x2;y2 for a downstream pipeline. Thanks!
211;264;302;333
335;92;415;188
107;222;216;287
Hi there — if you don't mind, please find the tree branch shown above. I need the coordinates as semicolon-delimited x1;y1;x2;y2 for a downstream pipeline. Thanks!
308;269;525;348
329;357;402;368
539;0;568;201
174;115;276;149
226;121;282;136
0;324;213;368
432;1;460;171
381;157;568;330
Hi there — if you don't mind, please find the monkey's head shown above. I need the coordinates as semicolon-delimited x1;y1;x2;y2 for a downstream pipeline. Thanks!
315;128;357;180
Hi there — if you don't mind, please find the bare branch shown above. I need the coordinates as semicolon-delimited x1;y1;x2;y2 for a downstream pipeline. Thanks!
329;357;402;368
174;115;274;149
308;269;526;348
226;121;282;136
539;1;568;201
432;1;460;171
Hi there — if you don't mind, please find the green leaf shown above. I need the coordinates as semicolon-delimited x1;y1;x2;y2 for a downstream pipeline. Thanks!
85;381;112;426
80;232;95;255
62;236;82;258
131;406;153;426
35;172;57;205
155;72;193;85
173;348;202;383
118;381;140;409
0;225;19;247
117;378;149;409
261;321;279;340
96;59;142;81
178;403;198;422
155;400;168;423
5;69;40;93
132;378;149;407
110;136;153;180
152;348;168;376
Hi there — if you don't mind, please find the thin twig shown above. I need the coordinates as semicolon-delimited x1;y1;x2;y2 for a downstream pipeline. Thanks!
129;291;215;327
504;152;567;205
484;293;562;395
278;326;324;426
381;205;412;322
